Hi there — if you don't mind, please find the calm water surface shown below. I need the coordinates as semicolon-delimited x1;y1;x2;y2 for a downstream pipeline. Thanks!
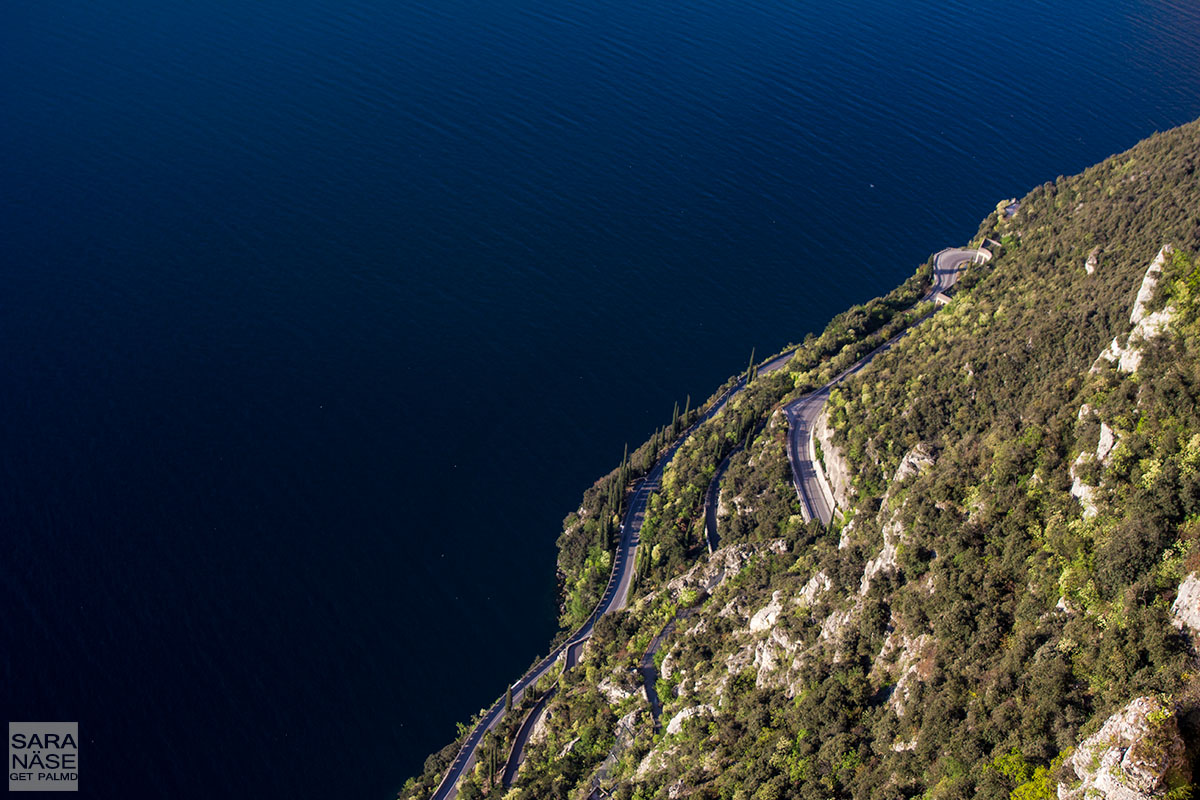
3;0;1200;797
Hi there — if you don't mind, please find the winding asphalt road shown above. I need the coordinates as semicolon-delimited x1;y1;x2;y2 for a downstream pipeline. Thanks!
431;249;981;798
499;686;557;788
699;352;795;551
431;357;789;798
784;248;983;526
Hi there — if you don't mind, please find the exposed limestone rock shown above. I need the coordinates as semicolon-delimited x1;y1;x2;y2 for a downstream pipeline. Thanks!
723;643;755;677
635;744;679;781
1086;246;1101;275
665;704;714;736
838;517;856;550
819;604;859;655
598;675;636;705
750;590;785;632
874;631;932;718
1092;245;1176;374
1132;246;1172;325
660;647;677;682
861;515;903;595
692;639;755;701
894;444;935;485
740;572;833;690
1172;572;1200;641
557;736;580;759
814;407;853;511
753;626;798;689
657;542;759;605
1097;422;1117;463
797;571;831;608
1119;308;1173;372
718;593;754;623
1094;338;1122;372
1067;415;1117;518
529;703;552;747
1070;452;1099;518
1059;696;1190;800
731;494;755;515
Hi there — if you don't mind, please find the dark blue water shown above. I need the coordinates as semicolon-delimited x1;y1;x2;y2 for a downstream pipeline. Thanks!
3;0;1199;797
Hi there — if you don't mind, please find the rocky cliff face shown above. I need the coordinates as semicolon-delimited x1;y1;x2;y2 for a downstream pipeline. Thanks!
1093;245;1177;374
1059;697;1191;800
1174;573;1200;643
813;406;852;511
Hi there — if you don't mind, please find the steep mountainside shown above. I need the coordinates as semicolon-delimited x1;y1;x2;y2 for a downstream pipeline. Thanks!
404;120;1200;800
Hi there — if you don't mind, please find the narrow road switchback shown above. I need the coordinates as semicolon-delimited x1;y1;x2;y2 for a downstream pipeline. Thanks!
432;349;795;798
784;248;984;526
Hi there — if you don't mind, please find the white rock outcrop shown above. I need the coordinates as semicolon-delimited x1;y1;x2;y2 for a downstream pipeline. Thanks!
882;632;931;718
1069;418;1119;518
820;605;857;650
1131;247;1172;325
529;705;553;747
598;676;636;705
1172;572;1200;641
634;745;679;781
1059;696;1189;800
749;590;785;633
656;542;760;605
665;704;714;736
894;444;935;485
1069;452;1099;518
797;571;831;608
861;515;903;595
814;407;853;511
754;627;799;688
1092;245;1176;374
1097;423;1117;463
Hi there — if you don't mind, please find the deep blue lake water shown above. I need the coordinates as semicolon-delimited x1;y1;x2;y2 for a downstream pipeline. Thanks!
3;0;1199;797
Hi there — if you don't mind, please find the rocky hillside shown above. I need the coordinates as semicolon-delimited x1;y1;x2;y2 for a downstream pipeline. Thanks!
404;120;1200;800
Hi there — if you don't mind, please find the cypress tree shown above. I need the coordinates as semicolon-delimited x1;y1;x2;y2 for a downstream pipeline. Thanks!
505;684;512;714
746;347;756;384
671;401;680;436
683;394;691;427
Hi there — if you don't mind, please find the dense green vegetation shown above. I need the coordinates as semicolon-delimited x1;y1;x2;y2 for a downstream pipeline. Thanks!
405;119;1200;800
